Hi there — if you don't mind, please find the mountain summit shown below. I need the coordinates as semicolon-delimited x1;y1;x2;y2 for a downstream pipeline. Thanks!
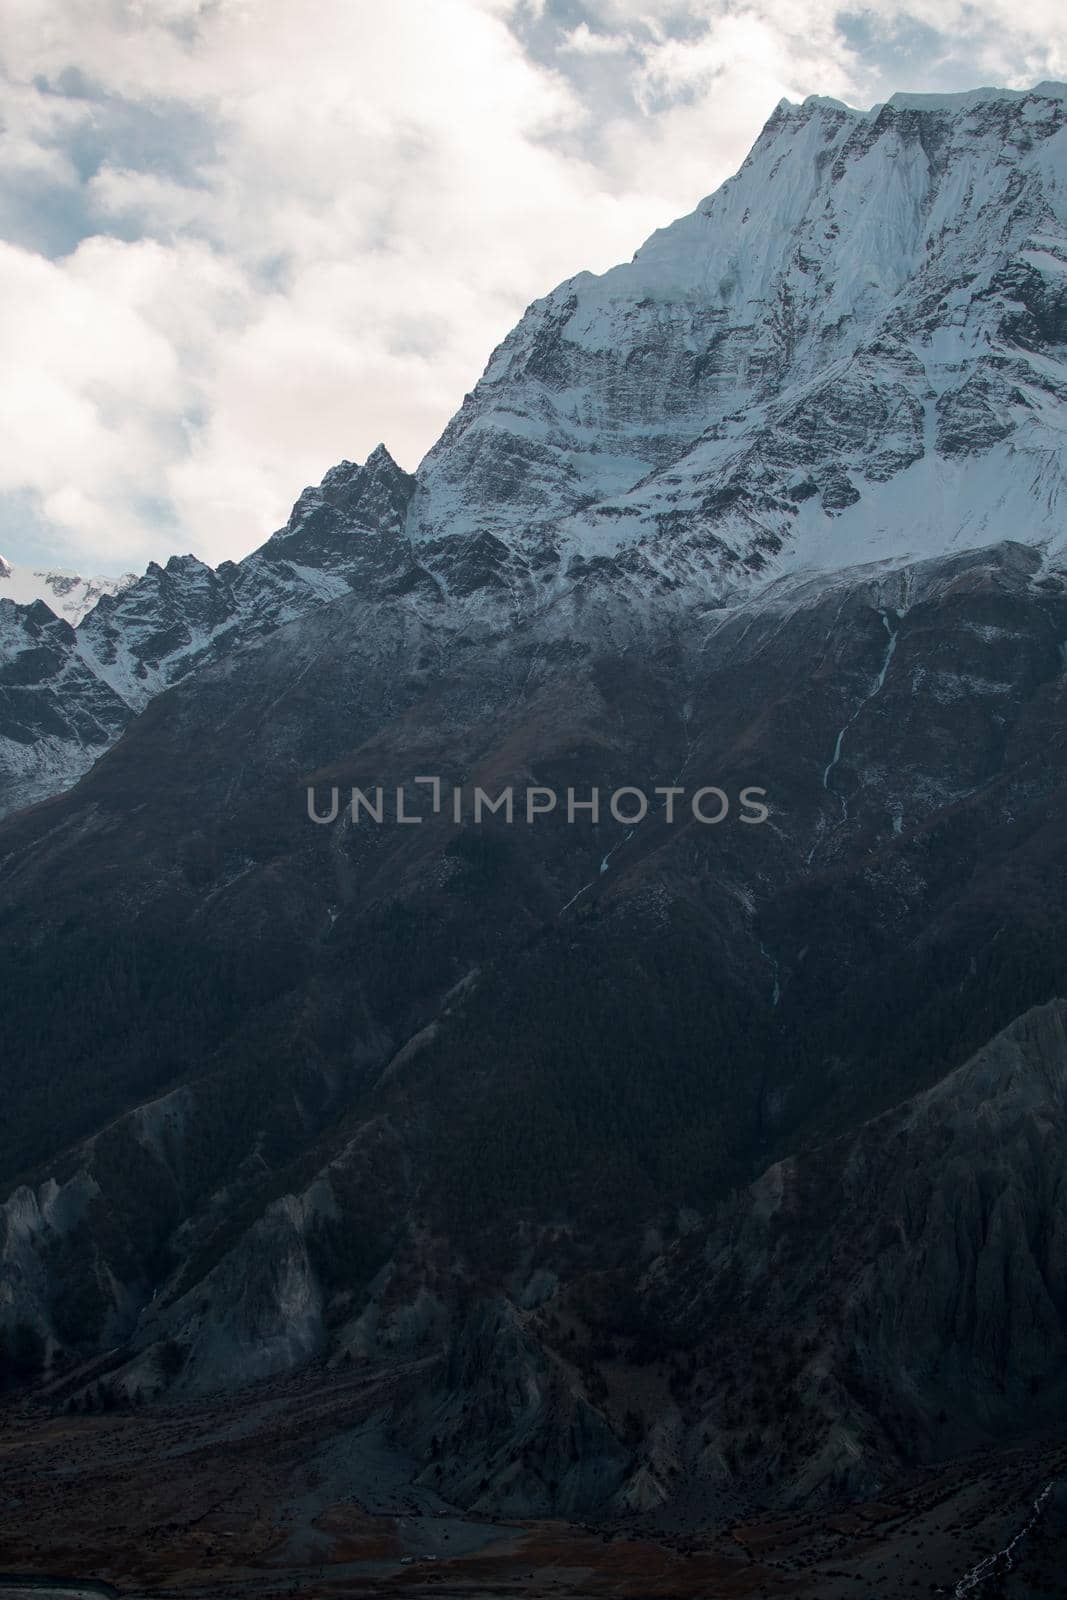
413;80;1067;594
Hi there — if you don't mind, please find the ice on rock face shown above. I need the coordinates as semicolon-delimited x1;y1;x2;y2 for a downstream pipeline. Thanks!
412;81;1067;600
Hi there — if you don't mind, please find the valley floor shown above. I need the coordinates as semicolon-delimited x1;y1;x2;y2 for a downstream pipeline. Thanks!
1;1366;1064;1599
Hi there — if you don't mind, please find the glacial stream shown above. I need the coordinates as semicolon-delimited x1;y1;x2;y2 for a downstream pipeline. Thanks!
953;1480;1055;1597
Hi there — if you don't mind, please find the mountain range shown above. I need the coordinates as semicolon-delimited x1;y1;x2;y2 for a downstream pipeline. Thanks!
3;80;1067;1598
6;81;1067;819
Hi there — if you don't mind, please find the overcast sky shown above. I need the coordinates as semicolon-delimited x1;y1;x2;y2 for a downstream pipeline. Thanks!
1;0;1065;575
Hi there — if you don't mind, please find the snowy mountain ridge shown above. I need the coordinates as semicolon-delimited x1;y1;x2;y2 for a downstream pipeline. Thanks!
5;79;1067;817
788;80;1067;115
0;554;137;625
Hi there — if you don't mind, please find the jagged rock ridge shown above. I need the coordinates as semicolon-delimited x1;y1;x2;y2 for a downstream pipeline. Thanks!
0;447;416;813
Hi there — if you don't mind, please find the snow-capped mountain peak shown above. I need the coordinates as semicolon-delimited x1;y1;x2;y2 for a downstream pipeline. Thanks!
0;553;137;625
411;79;1067;602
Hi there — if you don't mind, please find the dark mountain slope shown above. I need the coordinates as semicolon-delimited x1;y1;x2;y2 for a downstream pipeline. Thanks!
2;539;1067;1522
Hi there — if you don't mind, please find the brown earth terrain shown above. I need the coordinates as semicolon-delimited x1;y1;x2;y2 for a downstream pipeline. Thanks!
2;1363;1065;1599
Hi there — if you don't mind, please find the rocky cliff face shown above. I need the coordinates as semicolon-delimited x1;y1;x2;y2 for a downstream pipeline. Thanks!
643;998;1067;1506
0;597;134;815
4;82;1067;1538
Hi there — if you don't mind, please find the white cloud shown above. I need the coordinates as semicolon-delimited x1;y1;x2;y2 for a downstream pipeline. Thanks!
1;0;1065;571
1;0;674;567
560;22;629;54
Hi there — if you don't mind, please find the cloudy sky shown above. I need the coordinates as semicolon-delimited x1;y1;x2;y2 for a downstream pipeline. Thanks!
1;0;1064;575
